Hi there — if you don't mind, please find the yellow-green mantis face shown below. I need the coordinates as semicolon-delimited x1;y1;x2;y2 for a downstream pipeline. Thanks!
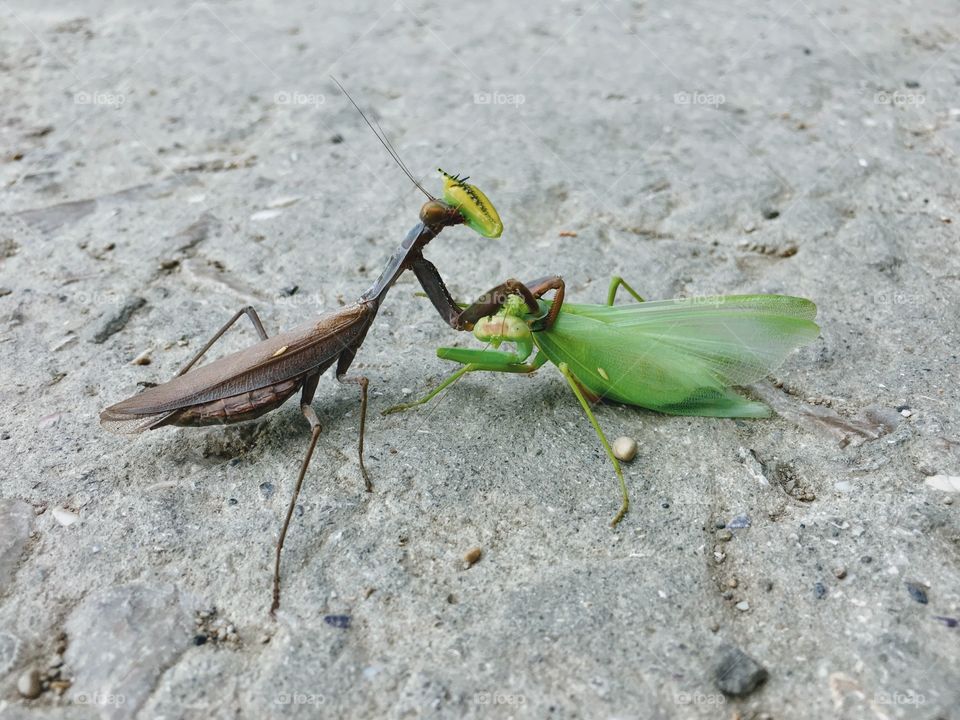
439;169;503;238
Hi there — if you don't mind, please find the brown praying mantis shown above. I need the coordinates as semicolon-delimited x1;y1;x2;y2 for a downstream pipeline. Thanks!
101;84;562;613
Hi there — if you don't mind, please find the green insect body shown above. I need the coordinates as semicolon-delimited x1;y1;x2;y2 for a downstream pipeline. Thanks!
385;277;819;526
439;169;503;239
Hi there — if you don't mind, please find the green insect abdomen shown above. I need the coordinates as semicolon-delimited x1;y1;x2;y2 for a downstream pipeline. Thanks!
439;169;503;238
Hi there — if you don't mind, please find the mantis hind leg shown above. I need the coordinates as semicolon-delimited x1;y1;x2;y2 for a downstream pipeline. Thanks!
177;306;270;376
606;277;645;306
556;362;630;527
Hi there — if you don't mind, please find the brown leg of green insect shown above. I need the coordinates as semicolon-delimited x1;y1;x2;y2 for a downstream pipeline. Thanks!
606;277;645;306
556;362;629;527
522;276;566;331
272;372;322;616
176;306;269;376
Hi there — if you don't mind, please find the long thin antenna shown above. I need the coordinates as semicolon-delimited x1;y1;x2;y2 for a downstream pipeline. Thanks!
331;76;435;201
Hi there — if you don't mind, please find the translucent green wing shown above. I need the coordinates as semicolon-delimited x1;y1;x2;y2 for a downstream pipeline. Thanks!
532;295;819;417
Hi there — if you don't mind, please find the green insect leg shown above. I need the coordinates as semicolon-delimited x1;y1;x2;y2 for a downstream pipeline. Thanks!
382;351;548;415
606;276;646;305
556;362;630;527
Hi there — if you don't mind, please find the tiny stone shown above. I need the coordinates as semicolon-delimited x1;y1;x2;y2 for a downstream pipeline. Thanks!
736;601;750;612
900;408;913;417
17;668;42;699
259;482;274;499
861;555;873;564
834;567;847;579
727;578;739;588
193;634;207;646
905;581;929;604
612;436;638;462
709;622;720;633
715;520;727;529
717;529;733;542
814;582;828;599
713;646;768;697
464;547;482;567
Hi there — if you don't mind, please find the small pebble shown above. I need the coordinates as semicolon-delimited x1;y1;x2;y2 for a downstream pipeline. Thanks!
833;567;847;579
727;514;751;529
736;601;750;612
17;668;42;699
259;482;274;499
814;582;828;599
51;507;79;527
905;581;929;604
464;547;482;568
612;436;637;462
717;529;733;542
900;408;913;418
324;615;351;629
727;578;739;589
713;646;768;697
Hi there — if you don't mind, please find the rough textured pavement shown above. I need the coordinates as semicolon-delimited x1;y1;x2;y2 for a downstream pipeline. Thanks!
2;1;959;718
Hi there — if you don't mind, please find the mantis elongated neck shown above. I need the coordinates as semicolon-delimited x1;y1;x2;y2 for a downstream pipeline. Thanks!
361;221;436;306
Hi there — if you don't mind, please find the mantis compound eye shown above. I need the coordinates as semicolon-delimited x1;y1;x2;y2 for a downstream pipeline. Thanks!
419;200;456;228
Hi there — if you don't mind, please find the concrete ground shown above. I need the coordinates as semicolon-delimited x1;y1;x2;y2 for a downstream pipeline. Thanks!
1;1;958;718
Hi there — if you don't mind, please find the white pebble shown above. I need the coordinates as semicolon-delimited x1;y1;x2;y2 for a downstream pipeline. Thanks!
17;668;41;698
52;507;79;527
736;601;750;612
612;436;638;462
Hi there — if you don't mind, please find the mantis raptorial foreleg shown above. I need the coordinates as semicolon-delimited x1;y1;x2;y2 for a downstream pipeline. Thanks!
606;276;645;306
555;362;629;527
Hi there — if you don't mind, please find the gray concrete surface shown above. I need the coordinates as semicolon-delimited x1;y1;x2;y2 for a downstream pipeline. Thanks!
1;1;959;718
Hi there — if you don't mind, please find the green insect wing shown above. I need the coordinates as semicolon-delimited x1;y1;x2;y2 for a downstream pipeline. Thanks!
531;295;819;418
439;169;503;238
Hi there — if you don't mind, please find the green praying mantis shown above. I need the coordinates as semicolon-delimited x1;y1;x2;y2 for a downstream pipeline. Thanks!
385;276;819;525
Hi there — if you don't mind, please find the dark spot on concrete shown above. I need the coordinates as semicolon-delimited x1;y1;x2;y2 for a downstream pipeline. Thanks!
324;615;351;629
905;581;928;604
713;646;768;697
91;297;147;344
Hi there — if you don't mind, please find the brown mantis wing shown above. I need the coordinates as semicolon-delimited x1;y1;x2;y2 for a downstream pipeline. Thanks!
100;303;374;429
